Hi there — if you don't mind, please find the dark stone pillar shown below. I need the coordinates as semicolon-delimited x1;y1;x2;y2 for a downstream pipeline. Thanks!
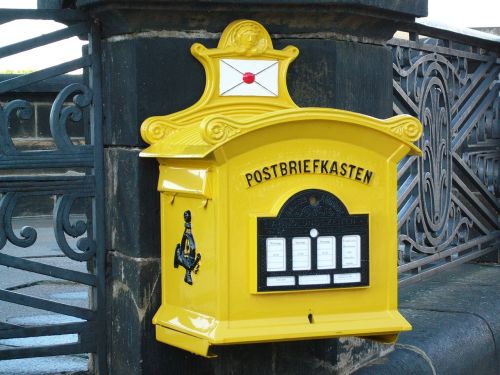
80;1;428;374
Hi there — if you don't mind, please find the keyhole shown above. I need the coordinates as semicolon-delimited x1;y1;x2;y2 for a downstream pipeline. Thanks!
308;313;314;324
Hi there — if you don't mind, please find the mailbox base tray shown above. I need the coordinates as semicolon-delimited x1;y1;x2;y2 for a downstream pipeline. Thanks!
153;305;411;357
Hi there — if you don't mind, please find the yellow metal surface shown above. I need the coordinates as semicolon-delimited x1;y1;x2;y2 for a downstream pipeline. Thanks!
140;19;422;357
158;161;212;199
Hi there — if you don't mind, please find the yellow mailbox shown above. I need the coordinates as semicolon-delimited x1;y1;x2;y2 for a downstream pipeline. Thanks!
140;19;423;357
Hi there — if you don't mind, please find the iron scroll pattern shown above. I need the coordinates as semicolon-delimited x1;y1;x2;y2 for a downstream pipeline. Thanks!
390;32;500;284
0;84;97;261
0;16;106;370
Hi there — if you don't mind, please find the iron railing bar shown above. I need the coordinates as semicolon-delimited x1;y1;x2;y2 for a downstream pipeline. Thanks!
452;172;500;227
0;56;91;94
0;175;95;193
397;155;417;178
397;173;418;207
393;94;416;117
464;143;500;152
0;189;94;197
393;81;419;114
388;38;496;62
0;289;96;320
452;153;500;211
465;149;500;157
0;321;21;330
0;254;97;287
454;70;499;131
0;341;94;360
0;152;94;169
393;102;403;115
0;23;88;60
451;195;490;235
0;9;86;25
397;195;418;228
398;246;498;286
0;175;93;182
451;71;499;137
89;20;108;375
452;92;498;152
398;232;499;273
0;185;94;194
0;321;92;340
0;73;82;93
451;60;495;114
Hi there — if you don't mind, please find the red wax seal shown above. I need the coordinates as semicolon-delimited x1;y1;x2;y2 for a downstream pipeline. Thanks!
242;72;255;84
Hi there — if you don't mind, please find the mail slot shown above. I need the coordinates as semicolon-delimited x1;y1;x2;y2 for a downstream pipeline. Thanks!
140;19;423;357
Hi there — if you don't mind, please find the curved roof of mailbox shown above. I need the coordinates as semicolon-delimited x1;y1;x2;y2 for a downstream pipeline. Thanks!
139;19;423;160
140;108;422;158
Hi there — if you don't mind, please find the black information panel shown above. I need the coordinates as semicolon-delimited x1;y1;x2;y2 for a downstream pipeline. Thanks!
257;189;369;292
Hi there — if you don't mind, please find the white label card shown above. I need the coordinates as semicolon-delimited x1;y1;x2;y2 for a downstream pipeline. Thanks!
342;235;361;268
334;273;361;284
267;276;295;287
317;236;336;269
292;237;311;270
299;274;331;285
266;238;286;272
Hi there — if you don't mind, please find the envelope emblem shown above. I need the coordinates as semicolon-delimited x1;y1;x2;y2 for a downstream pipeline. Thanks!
219;59;279;97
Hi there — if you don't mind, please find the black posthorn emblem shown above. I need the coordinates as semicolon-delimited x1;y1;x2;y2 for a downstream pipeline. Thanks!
174;210;201;285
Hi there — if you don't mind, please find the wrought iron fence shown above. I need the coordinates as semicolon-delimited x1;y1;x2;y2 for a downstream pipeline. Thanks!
0;9;106;373
390;23;500;285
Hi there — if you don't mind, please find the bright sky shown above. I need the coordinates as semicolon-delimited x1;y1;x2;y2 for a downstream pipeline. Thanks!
0;0;499;72
424;0;500;27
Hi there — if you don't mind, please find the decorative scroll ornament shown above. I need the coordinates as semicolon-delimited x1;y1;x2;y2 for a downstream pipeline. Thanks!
0;192;37;250
54;194;96;261
388;118;422;142
50;83;92;151
174;210;201;285
140;119;184;146
0;100;34;155
202;120;241;144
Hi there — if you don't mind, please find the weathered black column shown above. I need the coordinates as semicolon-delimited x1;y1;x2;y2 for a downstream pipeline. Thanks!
78;1;427;373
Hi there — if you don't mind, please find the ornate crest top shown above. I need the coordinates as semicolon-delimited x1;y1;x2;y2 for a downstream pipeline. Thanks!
217;19;273;55
140;19;300;146
140;20;422;159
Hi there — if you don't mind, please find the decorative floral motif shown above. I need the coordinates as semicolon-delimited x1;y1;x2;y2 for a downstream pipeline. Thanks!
391;35;498;266
416;75;454;250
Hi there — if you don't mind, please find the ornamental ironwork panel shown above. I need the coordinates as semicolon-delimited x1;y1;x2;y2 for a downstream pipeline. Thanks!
390;30;500;284
0;10;106;374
